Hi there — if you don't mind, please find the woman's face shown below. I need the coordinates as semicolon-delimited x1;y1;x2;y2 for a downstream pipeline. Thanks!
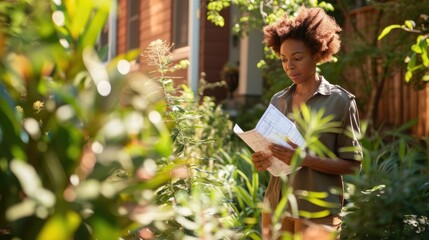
279;39;317;84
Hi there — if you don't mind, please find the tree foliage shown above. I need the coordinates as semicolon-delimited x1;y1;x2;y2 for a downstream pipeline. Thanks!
378;15;429;86
333;0;429;129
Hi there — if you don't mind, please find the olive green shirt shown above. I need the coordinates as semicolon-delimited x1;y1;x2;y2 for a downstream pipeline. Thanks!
265;76;362;218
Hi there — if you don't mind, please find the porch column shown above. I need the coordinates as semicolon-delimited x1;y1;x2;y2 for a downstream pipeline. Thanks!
188;0;201;96
238;30;264;96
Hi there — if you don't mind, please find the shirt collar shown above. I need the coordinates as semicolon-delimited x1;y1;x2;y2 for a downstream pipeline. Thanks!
317;75;332;96
286;75;332;96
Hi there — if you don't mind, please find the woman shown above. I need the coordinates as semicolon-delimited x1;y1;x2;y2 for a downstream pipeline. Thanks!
251;6;363;238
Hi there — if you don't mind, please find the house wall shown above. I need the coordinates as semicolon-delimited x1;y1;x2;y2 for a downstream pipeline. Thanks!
117;0;127;55
117;0;172;55
116;0;231;101
140;0;172;49
199;5;230;101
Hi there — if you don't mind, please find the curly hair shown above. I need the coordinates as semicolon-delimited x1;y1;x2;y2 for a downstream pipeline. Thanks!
263;7;342;63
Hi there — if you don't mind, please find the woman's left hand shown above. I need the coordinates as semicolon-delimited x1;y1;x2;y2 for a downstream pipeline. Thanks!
269;141;298;165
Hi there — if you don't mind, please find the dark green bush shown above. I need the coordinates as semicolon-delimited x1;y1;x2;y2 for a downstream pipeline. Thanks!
341;122;429;239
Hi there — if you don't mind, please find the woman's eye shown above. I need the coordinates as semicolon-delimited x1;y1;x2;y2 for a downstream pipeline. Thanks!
281;59;287;63
294;57;302;61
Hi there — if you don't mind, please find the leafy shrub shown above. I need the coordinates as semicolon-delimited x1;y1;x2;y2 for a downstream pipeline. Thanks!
0;1;174;239
341;122;429;239
141;39;247;239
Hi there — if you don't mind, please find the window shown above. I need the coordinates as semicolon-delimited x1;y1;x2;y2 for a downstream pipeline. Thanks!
172;0;189;49
127;0;140;50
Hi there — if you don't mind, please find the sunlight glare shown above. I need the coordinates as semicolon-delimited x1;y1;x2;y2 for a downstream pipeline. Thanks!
52;11;65;27
23;118;40;139
117;59;131;75
97;80;111;96
56;105;74;121
59;38;69;48
148;111;162;124
125;112;143;134
91;141;104;154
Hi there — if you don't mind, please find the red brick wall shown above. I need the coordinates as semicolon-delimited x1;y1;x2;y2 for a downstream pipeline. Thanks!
117;0;172;54
199;5;230;101
117;0;231;101
117;0;127;55
140;0;172;51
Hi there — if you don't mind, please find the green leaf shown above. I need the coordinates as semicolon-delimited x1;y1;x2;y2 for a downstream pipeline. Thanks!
420;38;429;67
378;24;401;40
398;139;406;161
404;20;415;30
405;70;413;82
411;41;422;54
407;53;417;70
69;0;94;40
251;171;259;200
235;186;254;208
80;0;111;49
153;123;173;158
36;211;81;240
298;209;331;219
300;196;339;208
273;193;288;222
90;213;120;240
236;169;252;194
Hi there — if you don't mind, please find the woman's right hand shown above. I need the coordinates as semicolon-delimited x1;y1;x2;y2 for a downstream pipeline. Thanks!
251;150;273;171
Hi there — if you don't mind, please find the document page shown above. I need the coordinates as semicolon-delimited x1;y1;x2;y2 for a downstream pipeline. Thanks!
233;104;305;176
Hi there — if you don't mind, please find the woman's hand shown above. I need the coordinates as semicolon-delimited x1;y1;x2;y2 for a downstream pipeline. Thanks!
252;150;273;171
269;141;298;165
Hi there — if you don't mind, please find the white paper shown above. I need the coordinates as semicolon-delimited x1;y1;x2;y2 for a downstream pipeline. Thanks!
233;104;305;176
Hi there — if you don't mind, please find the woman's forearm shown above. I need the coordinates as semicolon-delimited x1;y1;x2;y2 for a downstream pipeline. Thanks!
302;154;361;175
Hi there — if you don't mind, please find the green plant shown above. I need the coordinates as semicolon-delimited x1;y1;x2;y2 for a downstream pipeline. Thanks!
0;1;173;239
341;122;429;239
142;39;245;239
207;0;334;34
378;15;429;87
